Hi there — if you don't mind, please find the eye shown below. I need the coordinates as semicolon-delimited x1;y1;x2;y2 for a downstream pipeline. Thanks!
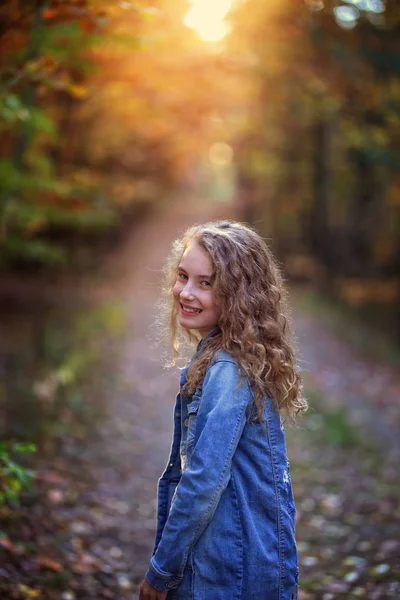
201;280;212;287
177;272;188;281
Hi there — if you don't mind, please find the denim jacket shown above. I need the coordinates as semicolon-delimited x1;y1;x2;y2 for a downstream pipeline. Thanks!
145;341;299;600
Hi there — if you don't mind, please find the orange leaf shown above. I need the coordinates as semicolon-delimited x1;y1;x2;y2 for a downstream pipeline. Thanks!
80;17;97;33
42;9;58;20
0;537;16;552
37;557;64;572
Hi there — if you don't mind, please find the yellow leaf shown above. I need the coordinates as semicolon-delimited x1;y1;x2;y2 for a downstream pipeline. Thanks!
17;584;41;598
69;84;89;99
25;60;42;74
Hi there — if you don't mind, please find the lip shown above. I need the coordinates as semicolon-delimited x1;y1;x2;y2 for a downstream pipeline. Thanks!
180;303;202;316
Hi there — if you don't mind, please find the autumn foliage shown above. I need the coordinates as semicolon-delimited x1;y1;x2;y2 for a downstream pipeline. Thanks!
227;0;400;331
0;0;228;265
1;0;399;331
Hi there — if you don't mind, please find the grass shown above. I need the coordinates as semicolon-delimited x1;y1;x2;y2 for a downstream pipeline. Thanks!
299;391;362;449
289;389;383;479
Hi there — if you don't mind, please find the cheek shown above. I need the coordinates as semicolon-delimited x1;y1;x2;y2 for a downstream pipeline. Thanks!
211;295;222;319
205;293;221;316
172;282;182;301
214;305;222;320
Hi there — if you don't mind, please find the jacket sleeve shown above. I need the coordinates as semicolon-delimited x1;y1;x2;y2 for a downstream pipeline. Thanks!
145;359;251;592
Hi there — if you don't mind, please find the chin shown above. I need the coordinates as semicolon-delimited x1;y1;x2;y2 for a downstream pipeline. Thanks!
179;318;198;331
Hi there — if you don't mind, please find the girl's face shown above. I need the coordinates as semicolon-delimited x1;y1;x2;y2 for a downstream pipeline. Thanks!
173;242;221;339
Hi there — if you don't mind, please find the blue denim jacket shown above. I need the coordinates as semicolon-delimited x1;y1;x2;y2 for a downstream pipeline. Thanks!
145;346;299;600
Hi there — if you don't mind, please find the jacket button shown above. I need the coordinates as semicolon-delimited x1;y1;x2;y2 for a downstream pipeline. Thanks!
184;418;189;427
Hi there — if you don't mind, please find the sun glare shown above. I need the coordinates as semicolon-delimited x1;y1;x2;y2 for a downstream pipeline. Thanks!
184;0;233;42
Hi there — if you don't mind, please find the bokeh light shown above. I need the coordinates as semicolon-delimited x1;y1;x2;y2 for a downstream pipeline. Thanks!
334;5;360;28
208;142;234;167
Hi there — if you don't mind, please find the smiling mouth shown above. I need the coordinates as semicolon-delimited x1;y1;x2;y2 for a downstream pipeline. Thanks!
180;303;202;315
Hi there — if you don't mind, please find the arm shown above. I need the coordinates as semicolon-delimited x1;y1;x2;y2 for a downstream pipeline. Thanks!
145;359;251;592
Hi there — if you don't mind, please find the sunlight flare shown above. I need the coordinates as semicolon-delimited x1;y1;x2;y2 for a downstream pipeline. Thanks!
184;0;233;42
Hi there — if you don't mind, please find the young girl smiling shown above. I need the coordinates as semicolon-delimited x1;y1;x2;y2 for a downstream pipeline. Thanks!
139;221;307;600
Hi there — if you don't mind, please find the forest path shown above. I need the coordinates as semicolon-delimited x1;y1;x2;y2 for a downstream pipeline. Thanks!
2;196;399;600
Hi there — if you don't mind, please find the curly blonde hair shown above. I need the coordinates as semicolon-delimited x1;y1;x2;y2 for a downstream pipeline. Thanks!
161;220;307;423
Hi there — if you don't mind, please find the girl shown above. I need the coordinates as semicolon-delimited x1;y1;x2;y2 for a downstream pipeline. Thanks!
139;221;307;600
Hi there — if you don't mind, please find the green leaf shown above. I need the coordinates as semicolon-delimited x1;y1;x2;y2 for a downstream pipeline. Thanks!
3;235;67;265
12;443;37;454
4;488;19;505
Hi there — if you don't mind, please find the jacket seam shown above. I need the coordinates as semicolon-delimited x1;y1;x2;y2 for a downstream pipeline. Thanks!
149;559;180;581
212;357;236;365
231;471;244;599
265;407;283;600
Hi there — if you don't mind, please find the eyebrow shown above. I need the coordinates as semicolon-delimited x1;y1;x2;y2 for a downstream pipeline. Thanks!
178;266;213;279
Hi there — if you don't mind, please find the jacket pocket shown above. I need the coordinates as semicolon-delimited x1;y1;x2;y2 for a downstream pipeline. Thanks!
186;398;200;455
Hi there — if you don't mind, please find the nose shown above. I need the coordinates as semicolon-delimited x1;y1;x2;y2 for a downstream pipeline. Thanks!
180;282;195;301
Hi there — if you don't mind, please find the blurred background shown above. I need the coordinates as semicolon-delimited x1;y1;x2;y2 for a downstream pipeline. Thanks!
0;1;399;599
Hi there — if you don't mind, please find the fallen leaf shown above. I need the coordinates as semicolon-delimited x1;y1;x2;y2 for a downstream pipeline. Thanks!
48;488;65;504
0;537;16;552
37;557;64;572
17;584;41;598
72;552;101;574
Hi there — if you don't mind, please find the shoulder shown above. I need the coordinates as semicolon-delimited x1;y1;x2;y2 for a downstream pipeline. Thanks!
205;350;240;383
209;349;237;366
203;351;251;399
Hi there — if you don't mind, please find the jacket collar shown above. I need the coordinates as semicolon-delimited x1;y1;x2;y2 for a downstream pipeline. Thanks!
196;326;221;353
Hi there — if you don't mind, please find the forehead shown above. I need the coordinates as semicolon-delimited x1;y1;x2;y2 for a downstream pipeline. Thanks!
180;242;213;274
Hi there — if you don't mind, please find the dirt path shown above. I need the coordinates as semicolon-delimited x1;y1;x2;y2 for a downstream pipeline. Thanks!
1;197;399;600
